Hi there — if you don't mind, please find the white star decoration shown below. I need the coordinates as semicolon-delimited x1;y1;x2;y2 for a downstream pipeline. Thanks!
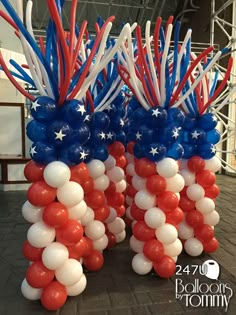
212;116;218;122
31;100;41;111
99;131;106;140
54;129;66;141
106;132;113;140
152;108;161;117
120;119;125;127
30;146;37;156
211;145;216;154
149;147;159;156
172;129;179;139
84;115;91;122
80;150;89;160
106;104;113;112
77;105;86;115
191;130;200;139
136;132;142;140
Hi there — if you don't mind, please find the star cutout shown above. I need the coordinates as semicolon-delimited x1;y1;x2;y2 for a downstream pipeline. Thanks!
80;150;89;160
149;147;159;156
212;116;218;122
136;131;142;140
99;131;106;140
172;128;179;139
120;119;125;127
54;129;66;141
31;99;41;111
106;132;113;140
191;130;200;139
30;146;37;156
77;105;86;115
152;108;161;117
106;104;113;112
84;115;91;122
211;145;216;154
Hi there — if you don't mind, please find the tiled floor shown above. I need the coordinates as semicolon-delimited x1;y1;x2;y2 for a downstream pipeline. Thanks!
0;175;235;315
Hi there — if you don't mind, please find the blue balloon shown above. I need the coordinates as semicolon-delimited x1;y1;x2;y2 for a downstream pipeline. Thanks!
91;111;110;130
26;120;47;142
197;113;218;131
158;125;181;144
46;120;73;147
30;96;58;122
188;128;206;144
103;103;117;118
183;113;196;130
197;143;216;159
167;142;184;160
133;143;146;159
61;143;93;164
93;145;109;161
167;108;185;127
109;115;125;131
137;125;154;144
113;91;125;107
105;130;116;144
147;106;167;128
62;99;87;125
206;129;221;144
182;142;197;159
146;143;166;162
130;107;147;125
29;141;57;164
115;130;126;143
90;128;107;145
71;122;90;145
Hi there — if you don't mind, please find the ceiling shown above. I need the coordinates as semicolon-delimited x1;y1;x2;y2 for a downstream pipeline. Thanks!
22;0;200;40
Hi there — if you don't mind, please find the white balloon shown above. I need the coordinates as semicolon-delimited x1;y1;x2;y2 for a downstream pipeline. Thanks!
186;184;205;201
178;221;194;240
144;207;166;229
184;238;203;256
156;158;178;178
22;201;43;223
80;207;95;226
134;190;156;210
155;224;178;244
179;159;188;170
43;161;71;188
88;159;105;178
126;196;133;206
126;206;134;220
132;175;146;190
180;169;196;186
104;207;117;223
164;239;183;257
27;221;55;248
195;197;215;214
21;279;42;300
131;220;137;229
68;200;87;220
171;256;178;263
42;242;69;270
203;210;220;226
57;181;84;207
125;153;134;163
106;166;125;183
130;235;144;253
115;230;126;243
175;192;180;201
94;174;110;191
85;220;105;240
108;217;126;234
104;155;116;170
66;274;87;296
165;174;185;193
204;157;221;172
93;234;108;251
116;179;127;193
126;163;136;176
55;259;83;286
132;253;153;275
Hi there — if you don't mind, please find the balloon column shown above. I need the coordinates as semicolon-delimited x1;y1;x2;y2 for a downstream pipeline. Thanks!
0;0;130;310
118;17;232;277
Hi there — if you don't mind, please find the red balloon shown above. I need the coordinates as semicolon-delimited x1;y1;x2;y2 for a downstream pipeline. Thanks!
26;261;55;288
179;195;195;212
41;281;67;310
143;239;164;262
83;250;104;271
24;161;45;182
146;175;167;195
204;184;220;199
67;236;93;259
133;221;155;241
115;205;126;217
94;205;110;221
165;207;184;225
185;210;204;228
126;185;137;198
179;186;188;196
115;155;127;168
43;202;68;227
82;237;94;257
105;182;117;195
22;240;44;261
85;189;106;208
130;204;145;221
106;231;116;249
135;158;156;178
70;163;89;184
107;192;125;208
153;256;176;278
27;181;57;207
109;141;125;157
187;156;205;172
124;216;132;227
127;141;135;154
195;224;214;242
81;177;94;194
203;237;219;252
126;175;133;185
56;220;84;245
196;170;216;188
157;191;179;213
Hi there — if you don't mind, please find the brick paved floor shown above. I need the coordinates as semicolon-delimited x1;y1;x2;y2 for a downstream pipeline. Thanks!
0;175;235;315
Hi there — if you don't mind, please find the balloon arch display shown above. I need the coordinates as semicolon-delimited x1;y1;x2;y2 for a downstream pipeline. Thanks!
0;0;232;311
